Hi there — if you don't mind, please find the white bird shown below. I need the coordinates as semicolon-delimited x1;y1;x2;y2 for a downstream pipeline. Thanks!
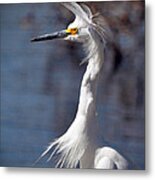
31;2;129;169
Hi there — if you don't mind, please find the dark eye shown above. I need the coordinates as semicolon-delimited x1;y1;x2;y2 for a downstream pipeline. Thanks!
71;28;78;35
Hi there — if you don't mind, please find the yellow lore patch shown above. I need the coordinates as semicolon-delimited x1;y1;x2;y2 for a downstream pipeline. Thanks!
66;28;78;35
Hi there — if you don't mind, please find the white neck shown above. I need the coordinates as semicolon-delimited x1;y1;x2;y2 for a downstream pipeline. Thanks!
43;34;105;168
77;45;103;121
74;36;104;168
75;35;104;133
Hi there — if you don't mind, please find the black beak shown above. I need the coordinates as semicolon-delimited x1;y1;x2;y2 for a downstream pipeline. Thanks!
31;30;69;42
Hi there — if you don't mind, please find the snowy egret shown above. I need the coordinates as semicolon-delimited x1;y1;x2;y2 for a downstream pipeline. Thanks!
31;2;129;169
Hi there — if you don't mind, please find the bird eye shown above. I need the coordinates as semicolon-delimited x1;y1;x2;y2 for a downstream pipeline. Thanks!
70;28;78;35
66;28;78;35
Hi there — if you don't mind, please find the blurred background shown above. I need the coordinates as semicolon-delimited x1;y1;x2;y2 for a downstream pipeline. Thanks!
0;1;145;169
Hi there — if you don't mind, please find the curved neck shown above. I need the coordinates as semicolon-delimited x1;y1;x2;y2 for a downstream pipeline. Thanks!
76;37;104;125
76;37;104;168
43;35;105;169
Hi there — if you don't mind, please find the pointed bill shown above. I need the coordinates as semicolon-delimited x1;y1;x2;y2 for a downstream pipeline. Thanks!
31;30;70;42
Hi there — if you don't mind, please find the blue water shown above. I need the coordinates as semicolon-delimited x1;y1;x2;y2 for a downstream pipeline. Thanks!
0;2;145;169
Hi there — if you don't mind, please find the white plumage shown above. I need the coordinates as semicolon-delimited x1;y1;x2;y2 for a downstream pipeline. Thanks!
32;2;129;169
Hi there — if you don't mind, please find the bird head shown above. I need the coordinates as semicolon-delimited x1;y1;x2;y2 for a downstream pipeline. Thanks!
31;3;94;43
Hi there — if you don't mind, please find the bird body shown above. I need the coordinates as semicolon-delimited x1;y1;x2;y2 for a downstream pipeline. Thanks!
32;2;129;169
